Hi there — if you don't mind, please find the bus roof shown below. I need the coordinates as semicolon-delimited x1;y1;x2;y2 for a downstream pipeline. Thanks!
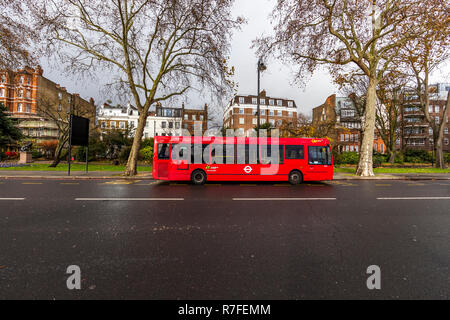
154;136;330;145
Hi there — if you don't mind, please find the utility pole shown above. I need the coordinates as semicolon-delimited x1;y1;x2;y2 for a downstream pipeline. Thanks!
257;58;266;164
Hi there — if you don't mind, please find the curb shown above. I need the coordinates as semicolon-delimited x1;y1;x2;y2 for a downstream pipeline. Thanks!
0;175;154;181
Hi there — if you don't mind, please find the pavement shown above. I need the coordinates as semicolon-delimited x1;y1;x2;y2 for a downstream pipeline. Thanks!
0;178;449;299
0;170;449;181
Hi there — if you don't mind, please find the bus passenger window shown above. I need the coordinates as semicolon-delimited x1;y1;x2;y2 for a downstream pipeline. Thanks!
260;145;282;165
285;145;305;160
308;146;332;165
158;144;170;160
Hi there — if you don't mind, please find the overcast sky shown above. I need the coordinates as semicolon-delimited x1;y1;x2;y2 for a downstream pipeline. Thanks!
40;0;448;117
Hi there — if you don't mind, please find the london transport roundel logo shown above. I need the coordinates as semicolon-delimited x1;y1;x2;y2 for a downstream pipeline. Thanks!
244;166;253;174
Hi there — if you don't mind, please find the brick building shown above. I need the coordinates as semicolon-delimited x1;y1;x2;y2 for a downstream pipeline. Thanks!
400;83;450;152
0;66;96;145
312;94;386;153
223;91;298;137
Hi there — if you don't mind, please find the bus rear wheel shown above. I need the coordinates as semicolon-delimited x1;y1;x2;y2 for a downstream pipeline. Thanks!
289;170;303;185
191;170;207;185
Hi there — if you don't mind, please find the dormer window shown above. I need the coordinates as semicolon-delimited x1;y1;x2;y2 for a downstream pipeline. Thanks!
239;97;244;104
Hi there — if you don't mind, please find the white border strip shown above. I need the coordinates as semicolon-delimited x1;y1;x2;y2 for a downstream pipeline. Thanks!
75;198;184;201
233;198;336;201
377;197;450;200
0;198;25;201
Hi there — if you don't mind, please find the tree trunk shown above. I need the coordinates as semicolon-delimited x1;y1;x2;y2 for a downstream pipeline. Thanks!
388;149;395;164
124;113;147;176
49;139;66;167
356;77;378;177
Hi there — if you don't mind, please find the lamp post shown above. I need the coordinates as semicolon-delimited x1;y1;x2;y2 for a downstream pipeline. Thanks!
257;58;267;137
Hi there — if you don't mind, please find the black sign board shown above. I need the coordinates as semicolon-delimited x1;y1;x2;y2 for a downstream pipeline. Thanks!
70;115;90;146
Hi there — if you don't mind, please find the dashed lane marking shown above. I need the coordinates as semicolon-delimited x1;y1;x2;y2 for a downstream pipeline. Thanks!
22;182;43;185
233;198;337;201
378;197;450;200
75;198;184;201
0;198;25;201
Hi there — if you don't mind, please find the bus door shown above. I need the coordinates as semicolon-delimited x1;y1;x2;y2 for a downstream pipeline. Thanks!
306;145;333;178
156;143;171;178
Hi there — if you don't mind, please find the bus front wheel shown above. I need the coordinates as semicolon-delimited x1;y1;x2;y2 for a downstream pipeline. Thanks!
289;170;303;185
191;170;207;185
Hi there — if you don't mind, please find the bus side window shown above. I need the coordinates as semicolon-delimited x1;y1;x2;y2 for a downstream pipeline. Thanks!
285;145;304;160
191;144;210;164
224;144;235;164
158;144;170;160
279;145;284;164
308;146;332;165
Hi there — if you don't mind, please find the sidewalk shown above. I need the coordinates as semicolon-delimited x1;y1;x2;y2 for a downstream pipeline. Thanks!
334;172;450;180
0;171;153;180
0;170;449;181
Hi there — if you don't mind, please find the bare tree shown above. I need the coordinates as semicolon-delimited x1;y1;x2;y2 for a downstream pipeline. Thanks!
35;0;243;175
401;8;450;168
0;0;40;70
256;0;444;176
35;94;95;167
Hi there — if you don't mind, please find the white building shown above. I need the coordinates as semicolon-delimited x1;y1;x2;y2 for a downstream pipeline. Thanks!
97;102;183;138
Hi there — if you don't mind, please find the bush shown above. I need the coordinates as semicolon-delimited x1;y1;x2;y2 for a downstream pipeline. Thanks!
445;153;450;164
118;146;132;164
5;151;18;159
404;149;432;163
336;152;359;165
394;153;404;164
32;150;43;159
373;155;385;168
139;146;153;163
141;138;154;149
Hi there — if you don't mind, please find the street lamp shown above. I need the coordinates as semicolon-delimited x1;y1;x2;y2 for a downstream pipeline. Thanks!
257;58;266;165
257;58;267;137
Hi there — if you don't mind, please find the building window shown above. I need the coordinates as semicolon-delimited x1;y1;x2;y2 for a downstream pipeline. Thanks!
252;118;257;125
239;97;244;104
18;103;23;112
161;121;167;128
288;112;293;117
239;118;245;125
169;122;174;129
26;104;31;113
277;110;282;116
445;128;449;135
239;108;244;114
277;120;282;126
277;100;282;106
0;88;4;97
260;99;266;105
200;115;204;121
445;138;449;145
261;110;265;116
119;122;125;129
269;119;275;126
435;106;440;113
252;98;257;104
111;122;116;129
175;122;180;129
429;127;433;135
269;99;274;106
428;105;433;113
101;122;106;128
0;74;5;83
58;93;62;100
18;89;23;97
129;121;135;128
435;116;440;124
20;76;24;84
27;77;31;85
269;110;274;116
288;101;293;107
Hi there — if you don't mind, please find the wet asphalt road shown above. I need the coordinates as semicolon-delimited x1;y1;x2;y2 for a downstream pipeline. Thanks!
0;178;449;300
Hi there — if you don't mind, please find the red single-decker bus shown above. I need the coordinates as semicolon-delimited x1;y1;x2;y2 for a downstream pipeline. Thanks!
153;136;333;185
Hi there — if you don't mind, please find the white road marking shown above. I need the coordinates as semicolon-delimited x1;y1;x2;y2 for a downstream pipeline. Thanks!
377;197;450;200
75;198;184;201
233;198;337;201
0;198;25;201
